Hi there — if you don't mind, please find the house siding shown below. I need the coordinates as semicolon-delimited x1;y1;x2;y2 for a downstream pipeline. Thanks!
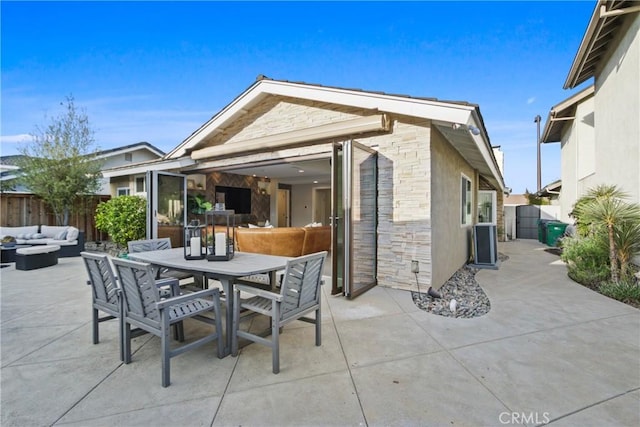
593;13;640;205
430;127;475;289
194;97;438;291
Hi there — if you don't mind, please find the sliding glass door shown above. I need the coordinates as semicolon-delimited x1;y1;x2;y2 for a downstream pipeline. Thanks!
146;171;186;247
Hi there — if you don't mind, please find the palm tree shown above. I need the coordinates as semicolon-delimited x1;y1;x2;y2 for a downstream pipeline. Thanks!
576;185;640;283
615;220;640;281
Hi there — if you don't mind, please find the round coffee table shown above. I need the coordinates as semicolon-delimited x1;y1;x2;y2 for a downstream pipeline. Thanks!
1;245;31;263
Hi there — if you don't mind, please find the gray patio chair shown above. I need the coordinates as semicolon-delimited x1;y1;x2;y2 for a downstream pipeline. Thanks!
231;251;327;374
128;238;205;290
81;251;124;360
112;257;224;387
81;252;185;361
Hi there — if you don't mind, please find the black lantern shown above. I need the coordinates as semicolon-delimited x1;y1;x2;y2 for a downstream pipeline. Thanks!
184;219;206;260
205;209;235;261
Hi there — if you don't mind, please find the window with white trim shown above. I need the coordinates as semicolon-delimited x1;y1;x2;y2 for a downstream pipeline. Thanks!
461;174;472;225
477;190;497;224
116;187;130;196
135;176;145;193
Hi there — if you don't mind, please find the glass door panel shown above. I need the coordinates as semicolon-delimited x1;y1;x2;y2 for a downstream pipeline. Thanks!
331;143;344;295
147;171;186;247
331;140;378;298
346;140;377;298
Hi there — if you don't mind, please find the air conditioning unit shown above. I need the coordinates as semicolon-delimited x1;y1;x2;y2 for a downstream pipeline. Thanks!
473;224;498;267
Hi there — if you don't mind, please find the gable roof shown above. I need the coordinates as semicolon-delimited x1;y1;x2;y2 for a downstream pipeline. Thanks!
95;141;165;159
167;77;504;191
541;85;595;143
565;0;640;89
168;76;481;158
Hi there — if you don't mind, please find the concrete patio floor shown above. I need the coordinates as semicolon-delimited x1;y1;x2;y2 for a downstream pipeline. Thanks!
1;239;638;426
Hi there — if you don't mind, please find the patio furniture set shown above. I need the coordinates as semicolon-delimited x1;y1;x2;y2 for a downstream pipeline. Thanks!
81;240;326;387
0;225;86;270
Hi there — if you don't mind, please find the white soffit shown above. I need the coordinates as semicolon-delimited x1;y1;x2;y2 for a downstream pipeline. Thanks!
190;115;390;160
167;79;474;159
434;122;505;192
541;85;595;143
101;157;196;178
565;0;633;89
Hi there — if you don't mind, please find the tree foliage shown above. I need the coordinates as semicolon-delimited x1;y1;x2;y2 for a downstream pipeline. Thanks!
524;189;549;205
15;96;103;225
95;195;147;249
571;185;640;283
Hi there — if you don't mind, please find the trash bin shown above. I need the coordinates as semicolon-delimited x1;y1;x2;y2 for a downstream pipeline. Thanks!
537;219;553;243
546;222;569;247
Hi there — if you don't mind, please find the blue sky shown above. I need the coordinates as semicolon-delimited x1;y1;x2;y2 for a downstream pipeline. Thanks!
1;1;596;194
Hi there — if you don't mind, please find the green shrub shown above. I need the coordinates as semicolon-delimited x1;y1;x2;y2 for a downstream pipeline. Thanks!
561;235;610;287
95;195;146;248
598;280;640;306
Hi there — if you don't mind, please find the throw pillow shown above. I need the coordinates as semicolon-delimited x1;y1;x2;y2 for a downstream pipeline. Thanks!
55;230;68;240
66;227;79;241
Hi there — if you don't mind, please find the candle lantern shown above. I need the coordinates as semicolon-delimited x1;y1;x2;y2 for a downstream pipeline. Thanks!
184;219;206;260
205;209;235;261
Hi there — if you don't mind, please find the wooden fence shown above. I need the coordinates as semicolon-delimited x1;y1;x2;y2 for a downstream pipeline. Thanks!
0;194;110;242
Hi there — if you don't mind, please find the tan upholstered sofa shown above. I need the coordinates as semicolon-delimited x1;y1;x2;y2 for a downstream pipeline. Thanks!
235;226;331;257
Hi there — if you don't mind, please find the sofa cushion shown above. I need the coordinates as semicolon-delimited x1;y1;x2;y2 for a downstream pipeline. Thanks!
302;226;331;255
0;226;39;238
235;227;306;257
40;225;69;239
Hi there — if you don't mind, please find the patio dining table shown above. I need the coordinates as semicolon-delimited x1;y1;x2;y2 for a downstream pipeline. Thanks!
127;248;291;356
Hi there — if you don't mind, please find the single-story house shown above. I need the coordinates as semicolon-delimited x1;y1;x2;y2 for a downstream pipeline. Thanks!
104;77;506;298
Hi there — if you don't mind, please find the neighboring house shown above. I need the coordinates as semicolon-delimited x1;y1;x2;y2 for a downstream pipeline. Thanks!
537;179;562;204
93;142;165;195
542;0;640;221
0;142;165;195
104;77;506;296
0;142;165;240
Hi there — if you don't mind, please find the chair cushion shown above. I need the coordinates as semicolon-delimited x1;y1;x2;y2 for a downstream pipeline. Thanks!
16;245;61;255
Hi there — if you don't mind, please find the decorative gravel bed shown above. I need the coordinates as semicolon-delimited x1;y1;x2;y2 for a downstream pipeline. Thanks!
412;254;509;318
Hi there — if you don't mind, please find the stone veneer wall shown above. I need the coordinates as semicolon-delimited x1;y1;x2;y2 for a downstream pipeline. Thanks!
191;95;499;292
203;172;271;224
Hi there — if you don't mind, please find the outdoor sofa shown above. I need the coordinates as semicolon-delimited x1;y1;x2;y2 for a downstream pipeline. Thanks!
0;225;85;257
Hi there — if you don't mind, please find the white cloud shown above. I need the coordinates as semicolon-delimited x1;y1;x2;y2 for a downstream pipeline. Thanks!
527;97;536;105
0;134;33;144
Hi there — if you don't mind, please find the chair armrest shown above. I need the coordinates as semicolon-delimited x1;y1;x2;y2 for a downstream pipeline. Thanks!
235;284;283;302
156;287;220;309
155;278;179;288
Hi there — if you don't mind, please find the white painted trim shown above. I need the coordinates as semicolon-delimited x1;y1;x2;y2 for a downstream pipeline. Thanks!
101;157;196;178
190;115;390;160
168;79;475;159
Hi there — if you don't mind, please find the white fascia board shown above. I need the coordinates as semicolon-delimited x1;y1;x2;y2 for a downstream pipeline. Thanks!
468;111;506;192
259;80;474;124
166;81;264;159
167;79;474;159
102;157;195;178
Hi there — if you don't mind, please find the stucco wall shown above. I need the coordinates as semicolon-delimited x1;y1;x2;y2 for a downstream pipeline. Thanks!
559;96;595;223
593;14;640;204
189;96;497;292
430;127;475;289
